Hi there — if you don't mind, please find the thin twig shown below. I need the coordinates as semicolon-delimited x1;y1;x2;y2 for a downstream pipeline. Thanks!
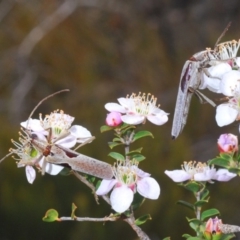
124;213;150;240
72;170;100;204
26;89;69;127
59;215;118;222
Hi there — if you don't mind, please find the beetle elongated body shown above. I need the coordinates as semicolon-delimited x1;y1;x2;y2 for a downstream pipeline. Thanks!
171;40;240;139
48;145;114;180
18;130;114;180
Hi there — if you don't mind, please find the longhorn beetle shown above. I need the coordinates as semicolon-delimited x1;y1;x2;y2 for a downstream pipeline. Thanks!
171;24;240;139
0;89;113;180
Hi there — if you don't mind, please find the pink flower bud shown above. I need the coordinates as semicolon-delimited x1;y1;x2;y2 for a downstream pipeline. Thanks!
217;133;238;153
205;217;222;234
106;112;122;127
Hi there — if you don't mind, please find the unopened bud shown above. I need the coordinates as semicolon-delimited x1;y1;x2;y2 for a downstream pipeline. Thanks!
106;112;122;127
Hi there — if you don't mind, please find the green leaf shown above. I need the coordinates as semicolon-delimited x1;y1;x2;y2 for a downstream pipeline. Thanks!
201;189;209;200
186;238;203;240
162;237;171;240
182;234;192;238
133;131;154;141
201;208;220;221
135;214;152;226
121;126;136;134
177;200;195;211
220;153;233;160
100;125;114;133
194;199;209;207
228;167;240;175
42;209;60;222
182;234;203;240
71;203;77;219
187;218;202;225
108;142;123;149
126;148;143;154
182;181;202;193
113;138;122;142
131;154;145;162
108;152;125;161
208;157;230;168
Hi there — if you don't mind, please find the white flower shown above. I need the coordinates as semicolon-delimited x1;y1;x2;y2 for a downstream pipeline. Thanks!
165;161;236;182
165;161;216;182
105;93;168;126
199;63;232;93
215;91;240;127
96;161;160;213
21;110;93;147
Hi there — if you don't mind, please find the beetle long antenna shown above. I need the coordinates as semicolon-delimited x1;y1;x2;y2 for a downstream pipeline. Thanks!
0;152;13;164
26;89;69;129
214;22;232;48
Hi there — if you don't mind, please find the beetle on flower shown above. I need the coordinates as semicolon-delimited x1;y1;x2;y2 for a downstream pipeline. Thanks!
11;110;93;183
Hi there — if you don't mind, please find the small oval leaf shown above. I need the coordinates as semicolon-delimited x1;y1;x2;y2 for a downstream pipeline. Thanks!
108;152;125;161
100;125;114;133
133;131;154;141
201;208;220;221
208;157;230;168
135;214;152;226
108;142;123;149
42;209;60;222
177;200;195;211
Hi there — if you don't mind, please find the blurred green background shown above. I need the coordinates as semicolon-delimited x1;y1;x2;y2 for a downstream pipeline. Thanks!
1;0;240;239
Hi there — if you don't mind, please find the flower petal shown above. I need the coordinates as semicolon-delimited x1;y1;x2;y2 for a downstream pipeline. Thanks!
96;179;117;195
21;119;45;132
200;63;231;93
134;167;151;178
117;98;133;109
194;168;216;181
105;103;126;113
215;104;238;127
39;159;64;175
25;166;36;184
147;112;168;125
164;170;190;182
56;135;77;148
137;177;160;199
121;115;145;125
110;185;133;213
70;125;92;141
220;70;240;96
213;169;236;182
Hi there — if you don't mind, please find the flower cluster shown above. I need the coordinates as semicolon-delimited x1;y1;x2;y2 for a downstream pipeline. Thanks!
11;110;92;184
198;40;240;127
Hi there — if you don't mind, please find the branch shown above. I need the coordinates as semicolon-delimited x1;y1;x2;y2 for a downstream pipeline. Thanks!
59;215;118;222
124;213;150;240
